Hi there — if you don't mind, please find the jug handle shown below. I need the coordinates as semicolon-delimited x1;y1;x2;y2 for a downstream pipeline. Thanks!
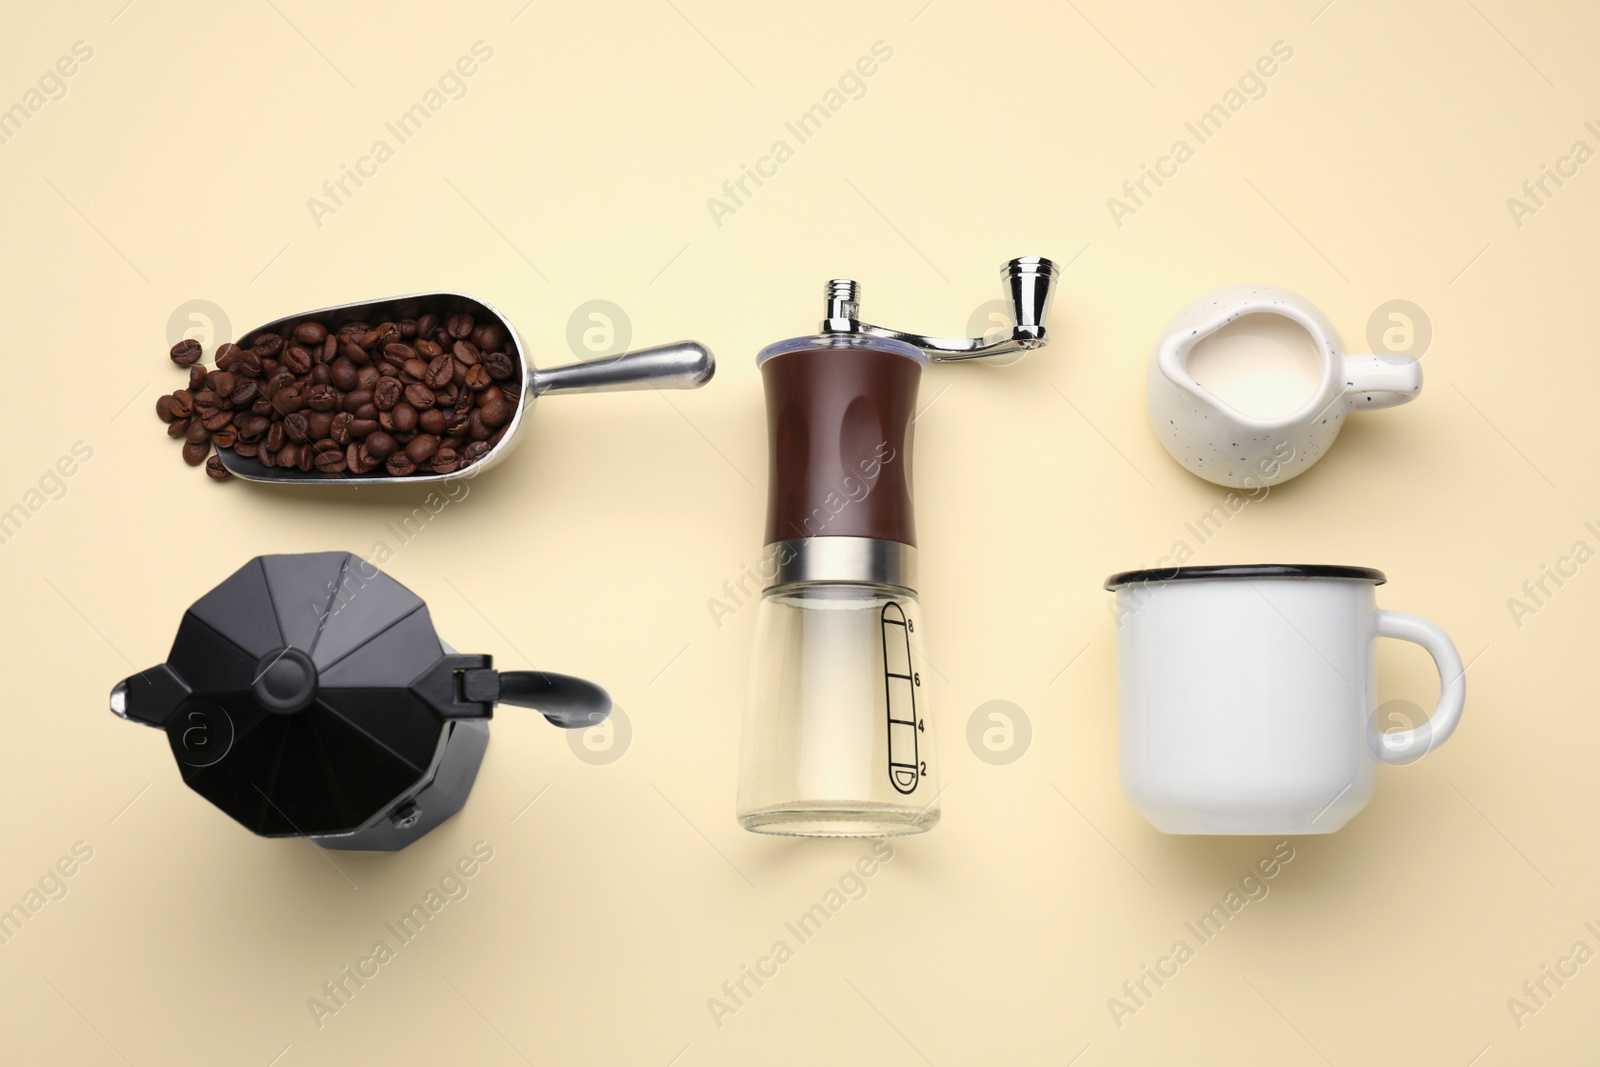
1344;353;1422;410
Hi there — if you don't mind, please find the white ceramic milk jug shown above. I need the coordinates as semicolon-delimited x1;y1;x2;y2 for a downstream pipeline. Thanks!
1146;285;1422;488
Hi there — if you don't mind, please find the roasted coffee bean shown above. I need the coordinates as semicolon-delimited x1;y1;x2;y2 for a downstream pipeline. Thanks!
262;369;293;397
283;412;310;441
315;451;347;475
215;342;242;370
212;426;237;449
468;409;491;441
330;359;360;391
402;358;429;382
306;383;340;412
471;323;504;351
185;421;210;445
330;412;355;444
259;447;277;469
229;380;259;407
404;383;436;410
233;440;259;458
483;351;515;380
203;370;234;397
156;395;176;422
339;389;372;414
463;440;490;465
232;349;262;378
252;333;283;357
205;455;232;480
391;403;419;433
404;434;439;463
384;342;416;365
348;418;378;439
307;412;334;441
309;363;331;387
385;453;416;477
273;384;307;415
446;408;471;436
169;390;195;418
283;345;313;375
239;415;271;442
428;354;455;389
415;338;444;359
416;313;439;338
294;322;328;345
203;410;233;432
266;422;285;452
322;335;338;363
452;340;480;366
168;417;192;439
464;364;491;390
181;440;210;466
170;339;204;366
480;397;513;428
374;377;402;411
419;408;448;435
430;447;461;474
356;365;380;389
346;443;378;474
354;403;378;421
342;340;371;364
276;443;298;468
445;313;474;339
251;397;273;416
188;364;209;391
365;431;397;459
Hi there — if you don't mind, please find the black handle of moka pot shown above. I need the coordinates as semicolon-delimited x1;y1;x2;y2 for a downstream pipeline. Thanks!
496;671;612;729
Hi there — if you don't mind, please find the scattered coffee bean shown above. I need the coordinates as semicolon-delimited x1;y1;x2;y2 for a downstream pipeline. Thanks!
181;440;210;465
205;455;232;480
170;339;203;366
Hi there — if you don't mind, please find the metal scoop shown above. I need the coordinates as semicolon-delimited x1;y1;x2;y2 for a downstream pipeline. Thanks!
215;291;715;484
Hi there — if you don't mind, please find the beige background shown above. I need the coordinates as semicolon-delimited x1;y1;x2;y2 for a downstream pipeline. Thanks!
1;0;1596;1063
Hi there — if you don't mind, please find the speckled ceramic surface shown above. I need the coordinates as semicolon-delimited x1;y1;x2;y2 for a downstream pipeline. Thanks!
1146;284;1423;488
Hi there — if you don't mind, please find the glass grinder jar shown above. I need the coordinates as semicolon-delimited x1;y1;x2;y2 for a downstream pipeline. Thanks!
737;258;1060;837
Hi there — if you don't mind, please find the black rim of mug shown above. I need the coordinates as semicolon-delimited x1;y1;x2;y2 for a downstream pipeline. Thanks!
1103;564;1387;591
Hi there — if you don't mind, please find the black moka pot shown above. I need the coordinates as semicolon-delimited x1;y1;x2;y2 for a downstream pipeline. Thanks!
110;552;609;851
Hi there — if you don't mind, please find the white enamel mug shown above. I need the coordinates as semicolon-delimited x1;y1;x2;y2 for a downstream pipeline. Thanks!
1105;565;1466;835
1147;285;1422;488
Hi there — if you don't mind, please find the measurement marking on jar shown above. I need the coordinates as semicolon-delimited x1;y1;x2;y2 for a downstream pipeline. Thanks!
881;602;923;794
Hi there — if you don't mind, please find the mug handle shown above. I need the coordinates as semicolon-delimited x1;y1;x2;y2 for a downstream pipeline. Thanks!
1371;611;1466;765
1344;353;1422;410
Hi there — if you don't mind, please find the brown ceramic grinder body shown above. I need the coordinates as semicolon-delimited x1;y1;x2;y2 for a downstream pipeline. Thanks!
761;342;921;550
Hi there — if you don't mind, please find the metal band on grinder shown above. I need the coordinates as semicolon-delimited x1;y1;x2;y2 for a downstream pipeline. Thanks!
762;537;918;591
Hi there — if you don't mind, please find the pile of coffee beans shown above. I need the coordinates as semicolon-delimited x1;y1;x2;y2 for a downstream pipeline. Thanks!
156;307;522;480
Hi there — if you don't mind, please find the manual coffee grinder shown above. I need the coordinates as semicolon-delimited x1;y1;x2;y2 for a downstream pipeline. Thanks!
736;257;1060;837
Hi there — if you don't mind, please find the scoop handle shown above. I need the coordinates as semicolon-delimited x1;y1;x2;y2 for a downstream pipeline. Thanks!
532;341;714;395
497;671;612;729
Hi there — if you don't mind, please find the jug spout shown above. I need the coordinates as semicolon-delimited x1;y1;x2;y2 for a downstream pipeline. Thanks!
111;665;190;728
